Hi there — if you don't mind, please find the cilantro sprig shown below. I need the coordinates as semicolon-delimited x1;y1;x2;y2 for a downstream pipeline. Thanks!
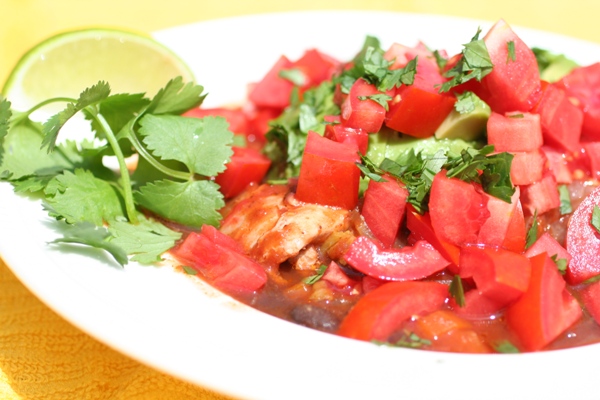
1;77;234;265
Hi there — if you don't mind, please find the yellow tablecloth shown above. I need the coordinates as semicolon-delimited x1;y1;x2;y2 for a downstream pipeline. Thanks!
1;1;599;399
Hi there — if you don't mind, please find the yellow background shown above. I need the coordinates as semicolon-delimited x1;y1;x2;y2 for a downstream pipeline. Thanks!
1;1;599;399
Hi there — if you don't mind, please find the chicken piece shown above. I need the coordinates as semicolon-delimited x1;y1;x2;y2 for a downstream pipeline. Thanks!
219;184;289;253
252;195;351;266
289;245;321;271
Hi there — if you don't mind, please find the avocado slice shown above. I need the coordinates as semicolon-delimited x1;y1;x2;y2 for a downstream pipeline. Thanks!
435;92;490;141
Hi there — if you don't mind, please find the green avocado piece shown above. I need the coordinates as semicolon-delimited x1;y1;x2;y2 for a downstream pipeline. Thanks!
540;54;578;82
434;92;490;141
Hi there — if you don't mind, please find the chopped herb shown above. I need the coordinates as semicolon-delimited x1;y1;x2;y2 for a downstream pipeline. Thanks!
433;49;448;70
507;40;516;63
358;93;393;111
439;28;494;92
508;113;524;118
356;154;388;182
592;205;600;234
454;91;485;114
551;254;568;275
449;275;466;307
373;331;432;349
494;340;520;353
182;265;198;275
303;264;328;285
525;210;539;249
558;185;573;215
279;68;308;86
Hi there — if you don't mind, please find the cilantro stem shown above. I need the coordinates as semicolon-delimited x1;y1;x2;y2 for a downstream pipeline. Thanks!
126;131;192;181
91;111;139;224
10;96;76;125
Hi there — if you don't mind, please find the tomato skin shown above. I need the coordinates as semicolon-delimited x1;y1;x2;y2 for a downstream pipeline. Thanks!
248;55;295;109
459;245;531;307
506;253;582;351
541;146;573;184
215;146;271;199
385;84;456;138
343;236;450;281
172;225;268;294
295;131;361;210
338;281;448;341
581;281;600;326
405;205;460;271
565;185;600;284
473;19;541;113
293;48;341;87
429;170;490;247
341;78;387;133
583;142;600;179
324;123;369;154
449;289;506;318
361;175;409;247
525;232;572;263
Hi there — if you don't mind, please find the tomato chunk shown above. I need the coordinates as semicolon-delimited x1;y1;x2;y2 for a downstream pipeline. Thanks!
477;188;526;253
506;253;582;351
429;170;490;247
486;112;543;152
343;236;450;281
172;225;268;294
341;78;387;133
295;131;361;209
215;146;271;199
361;175;409;247
565;185;600;284
248;55;295;109
338;281;448;341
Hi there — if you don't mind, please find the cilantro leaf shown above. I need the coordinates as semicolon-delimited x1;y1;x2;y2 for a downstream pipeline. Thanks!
526;210;539;249
108;215;182;264
558;185;573;215
146;77;206;115
358;94;392;111
279;68;308;86
593;205;600;234
42;81;111;152
454;91;486;114
135;179;224;228
494;340;520;353
440;28;494;92
449;275;465;307
50;222;128;266
374;331;432;349
303;264;328;285
87;93;150;141
138;114;233;177
0;97;10;142
507;40;516;63
550;254;568;275
44;168;126;226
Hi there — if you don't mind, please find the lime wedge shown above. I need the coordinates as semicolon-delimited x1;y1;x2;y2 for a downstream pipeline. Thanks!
2;28;195;113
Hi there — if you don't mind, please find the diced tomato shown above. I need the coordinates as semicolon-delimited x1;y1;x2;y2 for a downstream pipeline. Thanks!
565;185;600;284
459;245;531;307
183;107;249;135
581;280;600;325
323;260;356;290
472;19;541;113
292;48;340;87
243;104;281;144
361;174;409;247
541;146;573;184
583;142;600;179
477;188;525;252
385;80;456;138
405;205;460;271
524;232;572;263
214;146;271;199
519;172;561;216
324;123;369;154
415;309;472;339
172;225;268;294
506;253;582;351
429;170;490;247
449;289;506;318
343;236;450;281
248;55;295;109
486;112;543;152
341;78;387;133
337;281;448;341
510;150;546;186
432;328;492;353
295;131;361;210
361;275;386;294
555;62;600;141
532;81;583;152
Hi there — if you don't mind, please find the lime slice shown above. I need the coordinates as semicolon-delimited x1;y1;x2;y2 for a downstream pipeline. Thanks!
2;28;195;113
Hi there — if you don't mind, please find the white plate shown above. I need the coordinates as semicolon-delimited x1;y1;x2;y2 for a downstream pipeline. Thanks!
2;10;600;400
